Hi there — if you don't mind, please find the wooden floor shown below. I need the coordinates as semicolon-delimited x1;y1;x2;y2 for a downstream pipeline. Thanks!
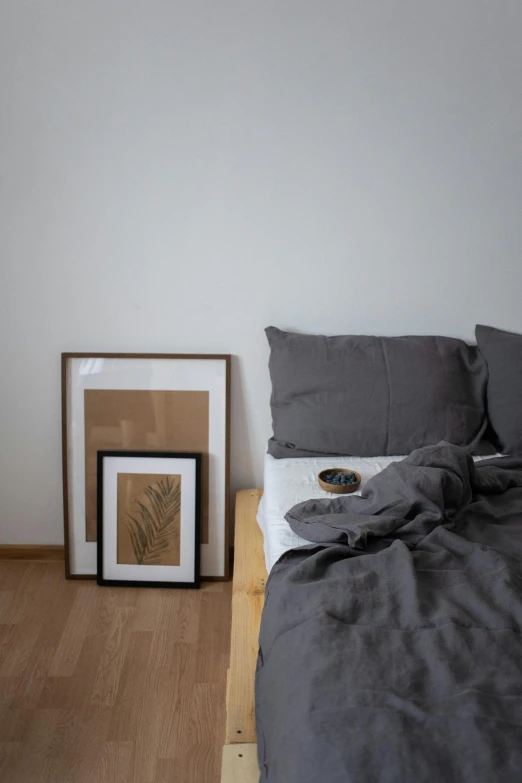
0;560;232;783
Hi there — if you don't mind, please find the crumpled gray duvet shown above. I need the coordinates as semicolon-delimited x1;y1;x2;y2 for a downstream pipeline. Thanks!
255;443;522;782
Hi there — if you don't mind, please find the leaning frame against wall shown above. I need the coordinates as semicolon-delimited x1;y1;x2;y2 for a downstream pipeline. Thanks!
62;352;231;580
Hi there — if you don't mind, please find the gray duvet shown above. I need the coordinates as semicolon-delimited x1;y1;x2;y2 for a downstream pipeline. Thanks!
255;443;522;782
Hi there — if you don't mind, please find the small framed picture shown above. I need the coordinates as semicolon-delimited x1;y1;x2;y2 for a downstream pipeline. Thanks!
97;451;201;589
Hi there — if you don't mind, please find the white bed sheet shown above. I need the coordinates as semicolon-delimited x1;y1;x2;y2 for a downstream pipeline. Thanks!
257;452;497;572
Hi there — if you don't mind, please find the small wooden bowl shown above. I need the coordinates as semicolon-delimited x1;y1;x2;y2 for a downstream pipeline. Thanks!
318;468;361;494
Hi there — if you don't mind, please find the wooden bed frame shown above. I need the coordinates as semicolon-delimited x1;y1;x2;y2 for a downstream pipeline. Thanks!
221;489;266;783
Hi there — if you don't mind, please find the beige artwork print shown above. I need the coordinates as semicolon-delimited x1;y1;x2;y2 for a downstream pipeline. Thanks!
117;473;181;566
84;389;209;543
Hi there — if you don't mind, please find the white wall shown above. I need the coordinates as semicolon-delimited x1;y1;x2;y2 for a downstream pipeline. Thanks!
1;1;521;544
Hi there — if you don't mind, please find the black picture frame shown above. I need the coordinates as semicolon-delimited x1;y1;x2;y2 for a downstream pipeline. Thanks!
97;450;201;589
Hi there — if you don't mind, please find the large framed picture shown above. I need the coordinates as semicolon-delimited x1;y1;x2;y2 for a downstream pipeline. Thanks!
62;353;230;580
97;451;201;589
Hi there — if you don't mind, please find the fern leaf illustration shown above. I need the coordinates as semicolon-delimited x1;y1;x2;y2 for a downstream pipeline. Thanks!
127;517;143;563
126;477;181;565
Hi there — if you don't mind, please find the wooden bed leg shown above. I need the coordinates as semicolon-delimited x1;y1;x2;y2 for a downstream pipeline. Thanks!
221;744;259;782
221;489;266;783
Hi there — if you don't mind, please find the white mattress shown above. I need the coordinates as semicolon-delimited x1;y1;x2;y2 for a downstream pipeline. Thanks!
257;451;497;572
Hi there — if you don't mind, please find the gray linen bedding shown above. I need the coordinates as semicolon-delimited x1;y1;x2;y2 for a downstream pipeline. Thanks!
255;443;522;782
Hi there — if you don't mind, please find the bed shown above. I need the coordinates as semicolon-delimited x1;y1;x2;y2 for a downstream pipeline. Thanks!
221;453;500;782
221;324;522;782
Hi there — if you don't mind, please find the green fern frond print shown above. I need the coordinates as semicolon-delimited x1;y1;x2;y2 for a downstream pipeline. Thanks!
126;476;181;565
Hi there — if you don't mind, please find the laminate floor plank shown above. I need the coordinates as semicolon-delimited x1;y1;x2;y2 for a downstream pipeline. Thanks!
0;741;23;780
0;625;18;670
185;682;225;782
161;642;198;759
48;582;98;676
0;618;45;678
86;587;118;638
90;607;134;707
43;706;112;783
131;602;191;783
131;589;162;633
0;562;30;592
0;676;17;712
93;740;134;783
5;708;62;783
0;592;14;622
173;589;201;644
1;566;55;677
38;632;108;710
0;561;232;782
196;588;232;684
2;563;49;625
106;630;153;742
9;645;55;709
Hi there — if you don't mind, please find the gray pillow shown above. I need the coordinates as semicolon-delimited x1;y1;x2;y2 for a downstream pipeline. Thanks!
266;327;489;457
476;325;522;454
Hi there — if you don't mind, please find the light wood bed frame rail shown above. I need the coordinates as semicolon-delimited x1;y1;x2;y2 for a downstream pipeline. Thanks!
221;489;266;783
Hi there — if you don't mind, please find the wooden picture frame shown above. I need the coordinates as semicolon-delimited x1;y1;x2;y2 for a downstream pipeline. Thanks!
97;451;201;589
62;352;231;580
